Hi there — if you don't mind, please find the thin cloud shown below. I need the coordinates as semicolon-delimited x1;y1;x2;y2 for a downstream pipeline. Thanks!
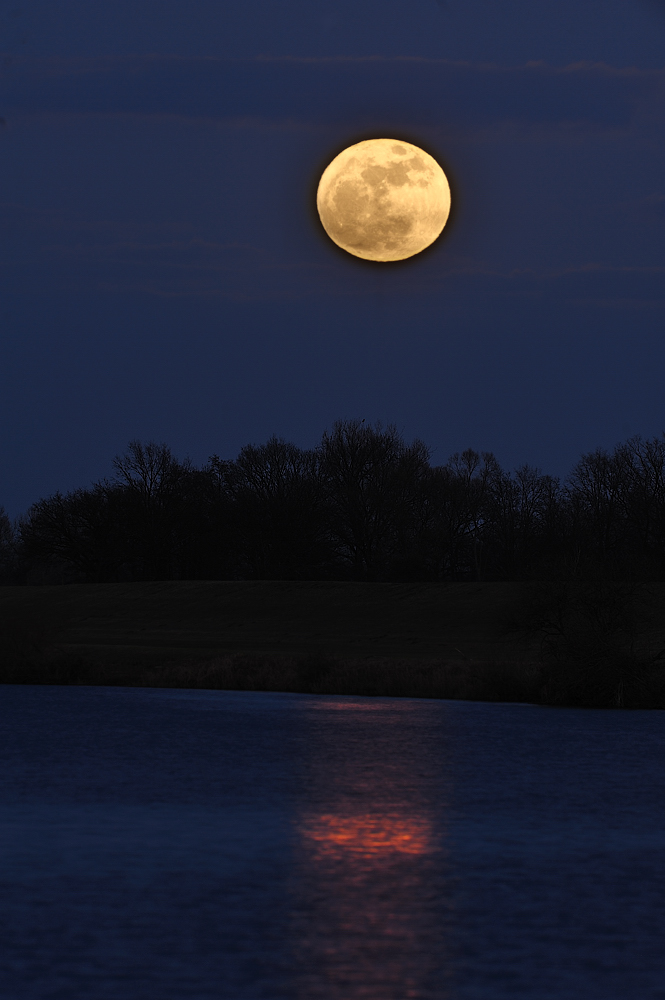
5;51;665;79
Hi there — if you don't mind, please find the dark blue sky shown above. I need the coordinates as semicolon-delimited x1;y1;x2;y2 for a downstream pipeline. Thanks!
2;0;665;516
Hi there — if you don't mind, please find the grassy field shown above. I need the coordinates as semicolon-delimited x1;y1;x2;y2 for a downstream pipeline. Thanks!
1;580;664;707
0;579;531;665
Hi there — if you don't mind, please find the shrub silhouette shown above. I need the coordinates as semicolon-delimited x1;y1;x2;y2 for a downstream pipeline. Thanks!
508;580;665;707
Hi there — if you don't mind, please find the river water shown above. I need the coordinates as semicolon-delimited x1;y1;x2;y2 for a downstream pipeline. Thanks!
0;686;663;999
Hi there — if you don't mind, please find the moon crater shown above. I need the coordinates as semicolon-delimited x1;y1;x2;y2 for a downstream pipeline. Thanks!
317;139;451;262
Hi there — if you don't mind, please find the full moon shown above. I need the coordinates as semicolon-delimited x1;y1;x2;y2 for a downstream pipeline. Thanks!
316;138;451;262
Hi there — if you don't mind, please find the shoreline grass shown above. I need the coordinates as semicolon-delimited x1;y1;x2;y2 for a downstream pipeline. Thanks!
1;651;664;709
2;580;665;708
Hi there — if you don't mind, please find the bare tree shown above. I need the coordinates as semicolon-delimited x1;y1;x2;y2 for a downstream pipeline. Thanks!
110;441;193;578
221;437;326;578
482;463;563;578
111;440;189;499
318;419;430;579
0;506;18;583
19;486;128;582
436;449;499;579
619;435;665;572
566;446;631;573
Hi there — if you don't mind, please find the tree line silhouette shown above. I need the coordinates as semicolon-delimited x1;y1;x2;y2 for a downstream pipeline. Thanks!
2;419;665;585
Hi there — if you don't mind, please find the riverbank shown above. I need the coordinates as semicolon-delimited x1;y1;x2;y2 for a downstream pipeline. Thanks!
1;650;665;709
1;580;664;708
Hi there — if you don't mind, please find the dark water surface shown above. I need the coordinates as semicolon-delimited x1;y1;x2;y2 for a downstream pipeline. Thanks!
0;686;663;999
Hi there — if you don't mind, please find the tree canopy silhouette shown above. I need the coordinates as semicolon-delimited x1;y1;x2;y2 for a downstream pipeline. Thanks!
10;424;665;585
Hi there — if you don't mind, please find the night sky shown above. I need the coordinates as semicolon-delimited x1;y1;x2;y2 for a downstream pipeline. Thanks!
2;0;665;517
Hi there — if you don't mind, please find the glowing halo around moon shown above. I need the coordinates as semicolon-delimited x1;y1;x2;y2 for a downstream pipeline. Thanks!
316;138;451;262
